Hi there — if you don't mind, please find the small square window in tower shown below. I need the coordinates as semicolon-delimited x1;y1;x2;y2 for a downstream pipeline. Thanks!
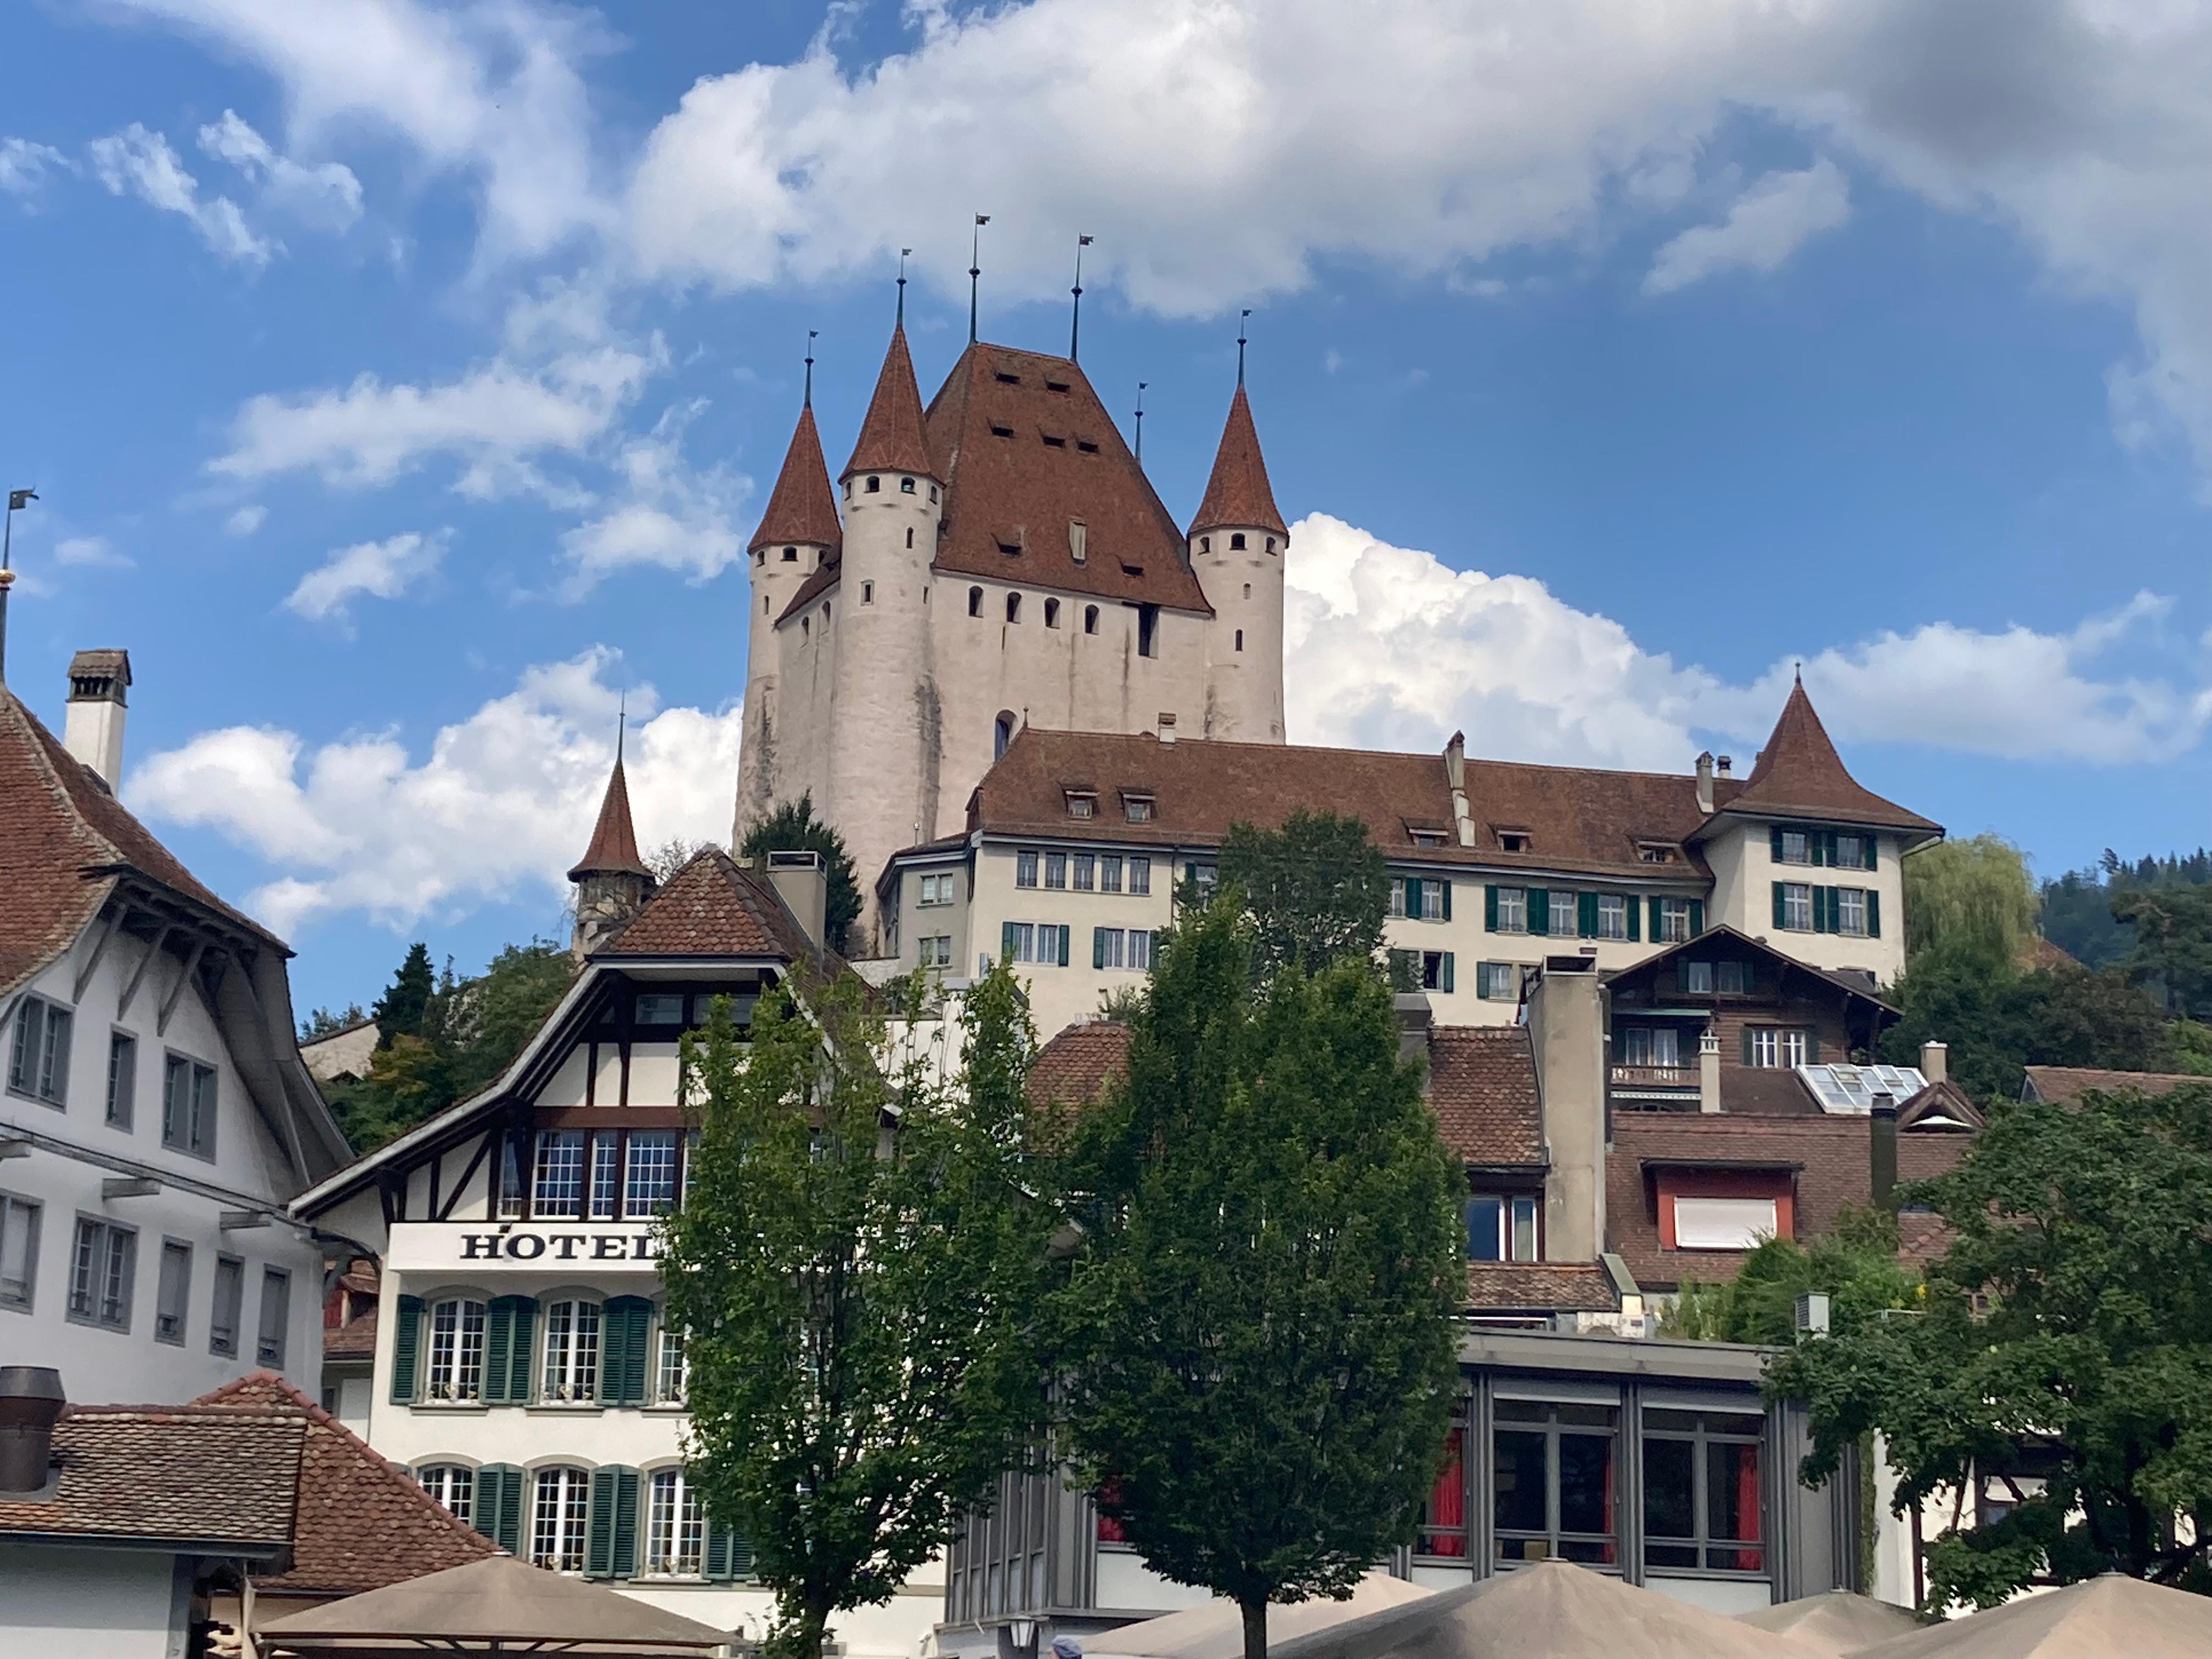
862;582;874;603
1231;533;1246;550
866;476;881;493
781;545;797;562
900;476;916;493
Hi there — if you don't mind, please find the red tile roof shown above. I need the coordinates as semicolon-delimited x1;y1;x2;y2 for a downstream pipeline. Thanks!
2021;1064;2208;1103
1465;1261;1618;1313
1025;1019;1131;1116
1426;1025;1543;1165
600;848;828;966
0;1401;304;1551
568;758;648;879
843;324;937;479
1189;385;1286;538
324;1307;379;1361
749;402;844;555
1711;681;1940;836
195;1373;498;1594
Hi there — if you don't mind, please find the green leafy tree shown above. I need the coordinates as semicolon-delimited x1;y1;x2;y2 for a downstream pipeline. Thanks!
1768;1082;2212;1609
662;964;1052;1659
1217;810;1390;980
1056;900;1464;1659
741;794;862;953
444;941;576;1101
298;1003;366;1042
2116;883;2212;1019
370;941;437;1045
1666;1207;1918;1345
1901;834;2038;967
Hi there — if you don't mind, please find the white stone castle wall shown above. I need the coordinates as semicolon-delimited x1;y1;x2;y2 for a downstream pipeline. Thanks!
1192;527;1288;743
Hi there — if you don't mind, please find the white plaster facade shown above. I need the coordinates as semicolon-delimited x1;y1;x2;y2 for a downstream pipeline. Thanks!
0;1542;191;1659
1702;825;1906;985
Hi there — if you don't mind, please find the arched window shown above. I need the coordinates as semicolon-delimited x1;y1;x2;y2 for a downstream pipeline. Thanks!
1084;605;1099;635
646;1468;706;1577
532;1466;591;1572
782;546;797;562
1230;532;1246;551
968;586;983;617
417;1464;474;1525
1045;598;1060;628
1266;537;1277;554
900;476;916;494
1243;583;1251;599
906;527;914;548
995;712;1017;759
541;1298;601;1402
1006;592;1022;624
866;476;881;493
655;1323;687;1406
1235;629;1244;652
424;1298;486;1401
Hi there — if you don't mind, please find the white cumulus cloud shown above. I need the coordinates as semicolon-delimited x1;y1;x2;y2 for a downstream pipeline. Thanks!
1643;159;1852;294
88;122;272;266
196;109;363;232
0;138;71;198
557;404;747;595
54;536;133;569
224;504;268;537
126;649;741;936
285;528;448;622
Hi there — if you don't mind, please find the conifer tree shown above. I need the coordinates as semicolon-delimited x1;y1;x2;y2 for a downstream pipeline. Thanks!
370;941;437;1045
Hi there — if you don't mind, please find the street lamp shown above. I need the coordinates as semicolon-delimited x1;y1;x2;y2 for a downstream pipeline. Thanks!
0;487;36;686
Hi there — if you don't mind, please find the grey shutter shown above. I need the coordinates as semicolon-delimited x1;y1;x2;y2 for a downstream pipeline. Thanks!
1742;1026;1756;1066
390;1295;423;1404
1485;885;1499;930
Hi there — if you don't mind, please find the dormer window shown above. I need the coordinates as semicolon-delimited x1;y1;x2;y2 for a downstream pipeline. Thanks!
990;421;1015;437
1076;438;1099;453
1638;843;1678;864
866;476;881;493
1065;791;1097;820
996;370;1020;385
900;477;916;493
1497;830;1532;854
1046;377;1070;392
1042;432;1066;448
1408;830;1447;848
1069;520;1087;564
1122;792;1155;823
997;538;1022;557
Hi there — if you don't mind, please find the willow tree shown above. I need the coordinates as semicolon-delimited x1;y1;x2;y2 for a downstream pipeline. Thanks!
662;965;1049;1659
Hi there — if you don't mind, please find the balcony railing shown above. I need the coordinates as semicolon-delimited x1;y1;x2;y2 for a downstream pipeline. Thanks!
1610;1064;1697;1090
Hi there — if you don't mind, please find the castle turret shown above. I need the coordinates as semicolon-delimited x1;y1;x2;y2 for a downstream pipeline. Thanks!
1189;381;1288;743
570;748;654;961
825;320;944;951
734;383;842;837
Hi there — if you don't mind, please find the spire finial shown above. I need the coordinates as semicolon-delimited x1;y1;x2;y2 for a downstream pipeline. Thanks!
616;689;628;765
1237;308;1251;387
969;215;989;343
1070;233;1093;362
803;330;817;408
1134;381;1147;465
1794;660;1803;686
896;247;911;328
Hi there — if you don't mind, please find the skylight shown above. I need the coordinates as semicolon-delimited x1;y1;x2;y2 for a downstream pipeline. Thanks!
1797;1063;1927;1115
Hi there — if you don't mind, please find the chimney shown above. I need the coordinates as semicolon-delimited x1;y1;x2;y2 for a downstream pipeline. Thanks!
1920;1041;1948;1086
1699;1029;1722;1114
0;1366;64;1494
1444;731;1475;847
1527;958;1606;1263
1393;991;1432;1071
61;648;131;791
1716;755;1733;777
765;849;828;950
1694;751;1715;815
1870;1092;1898;1207
1156;712;1176;744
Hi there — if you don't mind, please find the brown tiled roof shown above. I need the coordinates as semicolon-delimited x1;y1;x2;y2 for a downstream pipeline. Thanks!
1026;1019;1131;1115
1895;1079;1983;1131
749;402;844;555
1711;681;1939;836
0;690;283;998
600;848;826;966
843;324;936;479
1895;1211;1952;1268
1426;1026;1543;1165
2021;1064;2208;1103
0;1401;304;1550
1606;1111;1970;1288
194;1373;496;1594
926;342;1213;613
324;1307;379;1361
1604;926;1898;1018
567;759;648;879
1465;1261;1618;1313
1189;385;1286;538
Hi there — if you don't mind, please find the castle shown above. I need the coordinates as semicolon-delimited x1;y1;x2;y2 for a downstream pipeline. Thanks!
731;309;1288;951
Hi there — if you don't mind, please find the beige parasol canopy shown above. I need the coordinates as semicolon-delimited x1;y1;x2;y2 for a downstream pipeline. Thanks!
1091;1573;1436;1659
1737;1590;1922;1655
253;1554;737;1656
1264;1559;1826;1659
1853;1574;2212;1659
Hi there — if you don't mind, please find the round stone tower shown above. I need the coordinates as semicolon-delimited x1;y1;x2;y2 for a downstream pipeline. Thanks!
1189;381;1288;744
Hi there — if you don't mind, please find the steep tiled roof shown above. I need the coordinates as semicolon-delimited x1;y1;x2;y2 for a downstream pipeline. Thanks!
2021;1064;2208;1103
749;402;844;555
0;689;281;997
1895;1079;1984;1131
1026;1019;1131;1116
194;1373;496;1594
567;759;648;879
1189;385;1286;538
0;1401;304;1550
600;848;826;965
324;1307;379;1361
1426;1026;1543;1165
926;342;1212;613
1709;681;1940;836
1465;1261;1618;1313
1605;926;1899;1017
843;324;936;479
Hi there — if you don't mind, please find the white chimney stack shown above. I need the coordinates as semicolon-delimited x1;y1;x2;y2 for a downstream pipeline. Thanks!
1694;751;1715;816
62;648;130;791
1920;1040;1948;1086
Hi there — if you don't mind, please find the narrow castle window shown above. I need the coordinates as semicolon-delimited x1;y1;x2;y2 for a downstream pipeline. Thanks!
802;618;810;639
1006;593;1022;624
1199;537;1211;555
1243;583;1251;599
763;596;770;613
994;712;1017;759
1084;606;1099;635
866;476;882;493
1231;533;1246;551
1045;599;1060;628
929;484;939;503
1266;537;1278;554
824;602;831;622
906;527;914;548
969;587;983;617
862;582;874;604
1138;603;1159;658
901;477;916;494
1235;629;1244;652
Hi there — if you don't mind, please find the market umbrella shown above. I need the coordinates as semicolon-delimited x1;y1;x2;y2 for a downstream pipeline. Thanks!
1737;1590;1922;1655
1091;1574;1436;1659
1854;1574;2212;1659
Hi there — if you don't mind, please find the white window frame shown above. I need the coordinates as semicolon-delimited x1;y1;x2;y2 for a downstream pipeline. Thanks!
1101;855;1124;894
1780;882;1813;932
1096;928;1125;970
919;935;952;969
1073;853;1095;890
1779;1028;1810;1068
67;1215;135;1331
1681;960;1713;994
1657;899;1690;944
425;1296;488;1401
1778;830;1812;865
417;1464;474;1526
1494;888;1527;934
1127;930;1153;970
1387;878;1408;919
1836;887;1869;937
1595;894;1628;940
646;1468;706;1577
1421;882;1446;922
532;1466;591;1573
1045;852;1068;890
1127;856;1149;896
1476;961;1519;1001
533;1130;586;1218
656;1323;688;1405
1673;1197;1779;1251
1748;1028;1780;1069
624;1131;680;1217
0;1191;42;1312
541;1297;602;1403
1548;892;1578;935
1015;850;1039;888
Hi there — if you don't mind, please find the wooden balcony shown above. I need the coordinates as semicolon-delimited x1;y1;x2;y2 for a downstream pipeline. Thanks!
1611;1064;1697;1090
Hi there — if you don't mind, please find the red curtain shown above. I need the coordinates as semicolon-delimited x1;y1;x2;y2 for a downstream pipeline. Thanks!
1095;1477;1125;1543
1421;1428;1466;1556
1733;1445;1763;1571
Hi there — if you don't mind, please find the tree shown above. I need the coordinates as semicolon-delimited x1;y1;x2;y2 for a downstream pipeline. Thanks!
645;835;717;883
662;964;1052;1659
298;1003;365;1042
1056;900;1464;1659
370;941;437;1046
1901;834;2037;966
2116;883;2212;1019
740;795;862;953
1768;1082;2212;1609
1666;1207;1917;1346
1217;811;1390;981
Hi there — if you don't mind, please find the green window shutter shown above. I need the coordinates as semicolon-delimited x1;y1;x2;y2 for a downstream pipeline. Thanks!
492;1296;535;1403
1806;1030;1821;1065
1485;885;1499;930
1741;1026;1756;1066
1866;889;1881;939
613;1468;641;1578
1770;825;1785;861
1646;896;1661;940
587;1468;620;1577
475;1465;523;1553
1626;896;1640;943
603;1296;652;1404
1824;831;1841;868
1577;891;1598;939
1528;888;1549;936
1406;877;1423;919
1440;952;1455;994
389;1295;423;1404
1441;880;1452;922
704;1519;734;1581
1688;899;1705;938
1866;837;1881;872
483;1297;514;1403
1093;927;1107;969
1771;882;1787;930
1001;921;1018;962
1057;924;1071;967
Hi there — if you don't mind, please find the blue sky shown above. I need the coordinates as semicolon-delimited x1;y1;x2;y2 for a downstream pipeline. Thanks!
2;0;2208;1015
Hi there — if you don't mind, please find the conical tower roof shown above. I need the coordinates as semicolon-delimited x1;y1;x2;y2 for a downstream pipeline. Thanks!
842;325;937;479
748;403;843;554
569;756;648;879
1722;679;1939;835
1188;384;1286;539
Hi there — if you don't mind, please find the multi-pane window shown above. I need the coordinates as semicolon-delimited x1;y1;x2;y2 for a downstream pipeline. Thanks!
1073;854;1095;891
1643;1410;1765;1573
1387;878;1407;919
1000;923;1069;966
626;1132;679;1215
155;1240;192;1345
1064;793;1095;820
426;1297;488;1401
532;1466;591;1572
534;1131;586;1218
418;1464;474;1526
1747;1028;1779;1069
1493;888;1527;933
1657;899;1691;944
1835;834;1867;871
496;1135;527;1219
1778;883;1813;930
656;1324;688;1404
106;1032;137;1128
1423;882;1446;922
257;1267;291;1367
1124;794;1154;823
1475;961;1519;1001
1127;856;1149;896
1044;853;1068;890
161;1055;217;1158
1548;893;1578;936
1465;1194;1538;1262
1620;1027;1680;1068
69;1217;136;1330
646;1469;706;1576
1015;851;1039;888
10;996;73;1105
1681;960;1714;994
1718;961;1751;995
589;1133;622;1220
1094;927;1125;970
210;1255;244;1355
1595;895;1628;940
1101;855;1124;893
1;1192;41;1310
1127;930;1153;970
1777;830;1812;865
635;993;685;1026
541;1299;601;1402
1779;1028;1809;1066
918;872;956;906
1493;1400;1618;1565
918;935;953;968
1836;888;1869;936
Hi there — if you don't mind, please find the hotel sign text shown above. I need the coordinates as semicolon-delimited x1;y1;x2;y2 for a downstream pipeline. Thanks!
389;1221;661;1273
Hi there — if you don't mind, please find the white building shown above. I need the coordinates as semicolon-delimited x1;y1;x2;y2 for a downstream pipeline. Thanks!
291;762;946;1659
0;649;351;1403
733;314;1292;953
